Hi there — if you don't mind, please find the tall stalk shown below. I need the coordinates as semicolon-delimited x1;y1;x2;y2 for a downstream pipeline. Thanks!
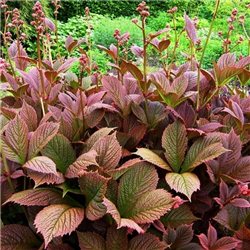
196;0;220;110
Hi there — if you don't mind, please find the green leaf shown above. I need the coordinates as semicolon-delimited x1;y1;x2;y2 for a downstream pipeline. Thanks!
41;134;76;173
165;172;200;201
161;204;198;227
162;120;187;172
28;122;59;159
117;162;158;216
77;231;106;250
34;204;84;248
181;135;228;172
79;172;109;221
127;189;174;224
134;148;171;171
5;115;28;164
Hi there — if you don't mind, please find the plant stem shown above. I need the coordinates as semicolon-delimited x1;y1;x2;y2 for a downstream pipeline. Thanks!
2;153;15;192
196;0;220;110
142;17;147;93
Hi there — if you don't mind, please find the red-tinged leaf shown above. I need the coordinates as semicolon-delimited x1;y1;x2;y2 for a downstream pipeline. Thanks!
235;55;250;68
102;75;126;110
119;218;144;234
107;158;142;180
8;41;18;58
45;70;58;84
213;237;240;250
161;204;198;227
4;188;63;206
0;224;40;250
162;120;188;172
117;162;158;216
149;72;171;94
217;53;236;70
86;127;115;150
65;150;98;178
134;148;171;170
229;100;244;126
77;231;106;250
103;197;121;225
2;71;19;91
181;135;228;172
106;227;128;250
171;75;188;97
19;100;38;131
207;223;217;246
97;45;116;60
41;134;76;174
238;69;250;85
5;115;28;164
1;137;20;163
230;198;250;208
131;45;144;58
65;36;78;53
197;233;209;250
45;18;55;31
165;172;200;201
48;83;63;103
184;14;197;44
110;44;118;58
125;62;144;81
57;58;77;73
79;172;109;221
34;204;84;248
158;39;170;52
23;156;57;174
198;122;223;133
127;189;174;224
128;233;166;250
28;122;59;159
228;156;250;182
27;170;64;188
91;133;122;171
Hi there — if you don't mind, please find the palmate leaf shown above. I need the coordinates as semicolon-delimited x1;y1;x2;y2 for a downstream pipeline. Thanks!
134;148;171;170
28;122;59;159
161;204;198;228
165;172;200;200
5;115;28;164
117;162;158;216
77;231;106;250
41;134;76;174
4;188;63;206
34;204;84;248
0;224;40;250
128;233;166;250
181;135;228;172
79;172;109;221
162;120;187;172
91;132;122;171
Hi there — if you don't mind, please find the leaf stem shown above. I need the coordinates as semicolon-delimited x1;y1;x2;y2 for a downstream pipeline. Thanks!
196;0;220;110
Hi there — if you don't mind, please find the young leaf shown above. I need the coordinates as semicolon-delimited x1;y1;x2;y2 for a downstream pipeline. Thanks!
161;204;198;227
91;133;122;171
28;122;59;159
134;148;171;170
184;14;197;44
77;231;106;250
181;135;228;172
162;120;188;172
23;156;57;174
165;172;200;200
34;204;84;248
5;115;28;164
41;134;76;174
65;150;98;178
128;233;166;250
117;162;158;216
0;224;40;250
4;188;63;206
126;189;174;223
79;172;109;221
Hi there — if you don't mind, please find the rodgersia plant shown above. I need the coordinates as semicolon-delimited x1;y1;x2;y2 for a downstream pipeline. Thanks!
0;1;250;250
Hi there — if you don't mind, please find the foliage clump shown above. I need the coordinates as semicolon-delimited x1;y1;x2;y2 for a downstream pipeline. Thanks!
0;1;250;249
